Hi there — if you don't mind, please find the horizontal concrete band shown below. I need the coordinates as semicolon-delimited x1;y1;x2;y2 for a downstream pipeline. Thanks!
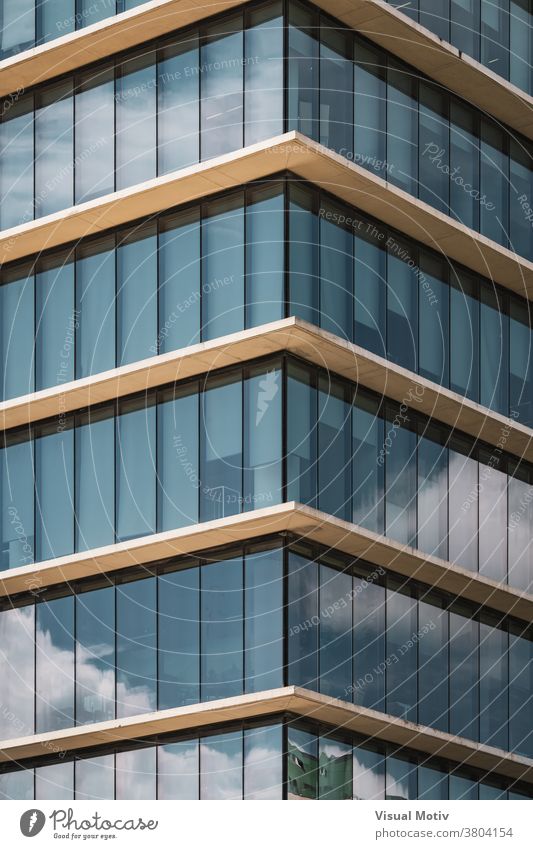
1;502;531;623
0;686;531;785
1;133;531;300
2;317;531;463
0;0;531;143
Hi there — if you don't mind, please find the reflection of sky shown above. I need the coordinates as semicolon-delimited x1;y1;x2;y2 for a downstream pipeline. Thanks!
75;755;115;800
36;762;74;800
116;748;156;800
200;734;242;800
0;605;34;738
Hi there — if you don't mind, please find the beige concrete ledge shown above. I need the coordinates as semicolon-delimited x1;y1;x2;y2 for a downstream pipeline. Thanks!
1;502;531;623
1;133;531;300
2;318;532;465
0;0;531;144
0;686;531;785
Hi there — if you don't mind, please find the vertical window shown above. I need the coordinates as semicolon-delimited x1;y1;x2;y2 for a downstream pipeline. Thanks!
0;267;34;400
0;605;34;738
36;596;75;732
116;52;157;190
509;139;533;259
0;769;34;800
318;736;352;799
244;2;283;145
418;765;448;800
508;467;533;592
158;33;200;174
480;119;509;247
450;268;479;402
245;183;285;327
385;408;416;546
35;762;73;800
352;395;384;534
36;423;74;561
0;0;34;58
201;17;244;159
158;567;200;709
78;0;115;27
387;62;418;196
75;66;115;203
157;384;199;531
478;448;508;583
287;361;317;506
36;0;74;44
417;425;448;560
354;222;387;358
420;0;450;40
509;628;533;758
353;746;385;800
115;747;156;799
287;726;318;799
448;439;478;571
451;0;481;60
158;209;200;351
35;82;73;217
0;95;34;230
450;773;478;799
200;731;243;799
288;551;318;689
480;282;509;415
418;252;449;387
116;398;156;542
509;297;532;426
449;101;480;231
201;558;243;701
244;724;283;800
116;578;157;718
289;184;319;325
386;756;417;800
353;578;385;711
35;256;75;391
202;194;245;340
288;2;319;141
386;587;417;722
75;407;115;551
386;237;418;373
418;598;448;731
319;563;352;699
319;198;353;340
481;0;510;79
76;587;115;724
479;618;508;750
200;373;242;521
510;0;533;94
158;739;199;800
449;608;479;741
354;41;387;177
244;549;283;692
1;436;34;570
419;82;449;214
319;23;353;155
75;755;114;800
318;376;350;520
117;224;158;367
76;236;116;379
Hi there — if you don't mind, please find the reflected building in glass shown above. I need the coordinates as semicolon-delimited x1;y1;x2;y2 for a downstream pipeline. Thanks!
0;0;532;802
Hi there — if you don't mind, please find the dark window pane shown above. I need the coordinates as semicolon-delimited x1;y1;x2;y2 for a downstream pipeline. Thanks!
352;395;384;534
386;588;417;722
0;96;34;229
158;567;200;709
244;548;283;692
354;42;387;177
245;3;283;145
116;400;156;541
76;237;116;378
289;183;319;325
449;609;479;740
75;409;115;551
116;578;157;717
288;2;319;140
159;209;200;352
202;194;245;340
318;377;350;520
418;599;448;731
157;385;199;531
244;365;282;510
319;563;352;699
0;270;34;400
320;199;353;340
35;257;75;391
36;425;74;561
1;438;34;570
353;578;385;711
479;620;508;750
386;756;417;800
287;361;317;506
117;225;157;367
288;551;318;689
319;23;353;155
201;558;243;701
246;183;284;327
200;374;242;521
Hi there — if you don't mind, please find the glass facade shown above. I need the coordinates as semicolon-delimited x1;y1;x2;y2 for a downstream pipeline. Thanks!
2;178;531;433
1;0;533;265
2;355;532;592
0;716;530;800
385;0;533;96
0;538;531;758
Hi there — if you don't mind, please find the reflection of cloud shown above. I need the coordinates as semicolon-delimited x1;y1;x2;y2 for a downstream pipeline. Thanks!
35;622;75;729
0;606;34;738
201;738;242;800
158;743;199;799
116;748;156;800
244;743;281;800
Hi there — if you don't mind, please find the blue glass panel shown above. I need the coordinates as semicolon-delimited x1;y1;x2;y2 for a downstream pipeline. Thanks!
244;724;283;799
201;558;243;701
0;96;34;229
386;756;417;799
202;194;245;340
35;762;73;800
352;395;384;534
75;409;115;551
353;578;385;711
509;629;533;758
319;23;353;156
354;42;387;176
418;599;448;731
36;424;74;561
75;66;114;203
115;747;156;799
117;224;158;367
246;183;284;327
288;551;318;689
158;567;200;709
35;82;73;216
36;595;75;732
1;437;34;570
386;588;417;722
76;587;115;724
319;199;353;340
244;3;283;145
200;731;243;799
244;548;283;691
200;374;242;521
35;256;75;391
201;18;244;159
318;735;352;799
0;268;34;400
289;184;319;325
158;209;200;352
318;376;350;520
76;236;116;378
157;385;199;531
116;399;156;541
158;739;199;800
287;726;318;799
288;2;319;140
449;609;479;740
116;52;156;190
0;605;34;737
287;360;317;506
353;746;385;800
319;563;352;699
479;620;508;750
158;34;199;174
116;578;157;718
